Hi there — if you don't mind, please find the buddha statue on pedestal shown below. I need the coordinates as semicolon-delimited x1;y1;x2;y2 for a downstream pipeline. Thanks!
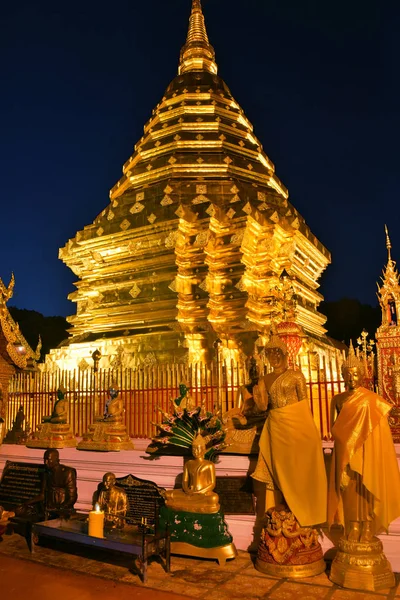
328;344;400;591
27;387;76;449
160;433;237;565
99;387;124;422
77;385;134;452
165;433;220;514
43;388;68;424
251;334;327;577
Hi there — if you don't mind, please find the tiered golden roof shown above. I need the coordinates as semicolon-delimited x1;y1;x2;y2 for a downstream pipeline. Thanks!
59;0;331;363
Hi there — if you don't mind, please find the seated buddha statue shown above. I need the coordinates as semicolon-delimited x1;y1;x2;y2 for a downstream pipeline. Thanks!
165;433;220;514
42;387;68;424
96;387;123;423
78;385;133;451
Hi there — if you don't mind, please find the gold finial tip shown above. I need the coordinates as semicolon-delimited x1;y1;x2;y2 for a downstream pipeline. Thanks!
179;0;218;75
385;224;392;261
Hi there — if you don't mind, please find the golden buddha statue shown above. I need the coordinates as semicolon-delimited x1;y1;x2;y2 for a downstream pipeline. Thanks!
27;387;77;449
97;472;128;529
77;385;134;451
251;334;327;577
328;343;400;590
165;433;220;514
251;334;327;527
43;387;68;424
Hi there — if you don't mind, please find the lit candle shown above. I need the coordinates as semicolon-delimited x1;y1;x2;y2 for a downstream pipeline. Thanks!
89;503;104;538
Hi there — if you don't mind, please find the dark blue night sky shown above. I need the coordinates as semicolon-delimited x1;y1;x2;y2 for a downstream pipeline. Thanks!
1;0;398;317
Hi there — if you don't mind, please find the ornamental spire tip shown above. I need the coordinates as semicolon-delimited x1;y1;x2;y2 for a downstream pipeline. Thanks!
385;224;392;262
179;0;218;75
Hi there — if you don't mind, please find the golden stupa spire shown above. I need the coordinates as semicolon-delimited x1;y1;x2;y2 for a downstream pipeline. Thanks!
385;224;392;262
179;0;218;75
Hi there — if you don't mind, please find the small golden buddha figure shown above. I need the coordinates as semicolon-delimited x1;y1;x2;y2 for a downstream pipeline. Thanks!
165;433;220;514
78;385;133;451
97;472;128;529
43;387;68;424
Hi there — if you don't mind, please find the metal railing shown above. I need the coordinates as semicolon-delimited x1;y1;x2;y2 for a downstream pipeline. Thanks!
7;355;344;440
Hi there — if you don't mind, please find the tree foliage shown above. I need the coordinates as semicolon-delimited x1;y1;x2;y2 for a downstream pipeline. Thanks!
319;298;380;345
8;307;69;361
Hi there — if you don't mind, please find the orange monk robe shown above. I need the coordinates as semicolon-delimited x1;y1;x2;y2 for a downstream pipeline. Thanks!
252;400;327;527
328;387;400;533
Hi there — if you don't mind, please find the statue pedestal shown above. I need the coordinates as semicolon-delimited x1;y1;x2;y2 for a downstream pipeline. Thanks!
159;505;237;565
255;506;325;578
26;423;77;449
77;420;134;452
330;537;395;591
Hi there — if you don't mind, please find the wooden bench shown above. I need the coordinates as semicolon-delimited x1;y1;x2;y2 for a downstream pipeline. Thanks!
32;473;170;583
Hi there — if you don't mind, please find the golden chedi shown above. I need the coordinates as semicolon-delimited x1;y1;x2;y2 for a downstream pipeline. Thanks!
46;0;332;373
27;386;77;449
161;432;237;564
328;343;400;591
252;335;327;577
77;386;134;451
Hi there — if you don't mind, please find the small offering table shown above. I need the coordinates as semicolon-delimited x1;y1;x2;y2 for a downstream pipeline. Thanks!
31;516;170;583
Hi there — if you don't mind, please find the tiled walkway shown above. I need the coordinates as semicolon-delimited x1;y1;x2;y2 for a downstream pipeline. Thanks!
0;532;399;600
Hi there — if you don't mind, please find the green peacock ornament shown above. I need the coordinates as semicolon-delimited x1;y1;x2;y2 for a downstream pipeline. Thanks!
146;384;227;462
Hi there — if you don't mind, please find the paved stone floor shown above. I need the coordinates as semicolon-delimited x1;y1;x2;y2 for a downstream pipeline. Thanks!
0;532;399;600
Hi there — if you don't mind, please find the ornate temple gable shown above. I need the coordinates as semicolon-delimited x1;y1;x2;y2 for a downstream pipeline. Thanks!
0;274;40;370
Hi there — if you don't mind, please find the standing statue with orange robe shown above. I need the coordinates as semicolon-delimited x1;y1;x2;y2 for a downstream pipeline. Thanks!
251;334;327;577
328;345;400;539
328;344;400;590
